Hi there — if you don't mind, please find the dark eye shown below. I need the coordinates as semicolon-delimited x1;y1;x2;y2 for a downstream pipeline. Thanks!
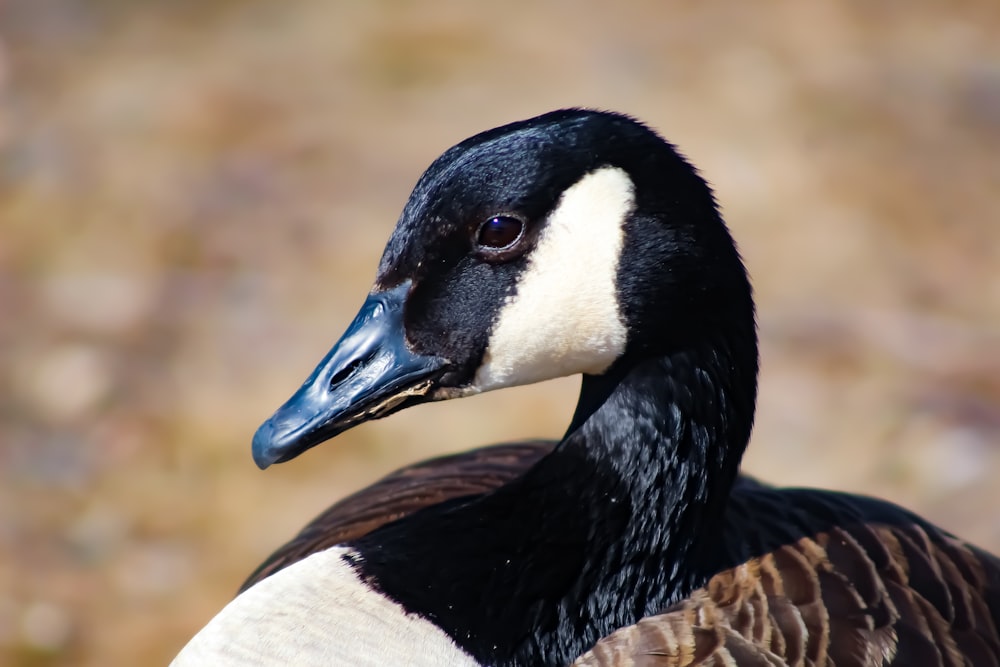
476;216;524;251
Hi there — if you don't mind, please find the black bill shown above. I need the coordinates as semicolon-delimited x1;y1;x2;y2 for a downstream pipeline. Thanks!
251;281;448;469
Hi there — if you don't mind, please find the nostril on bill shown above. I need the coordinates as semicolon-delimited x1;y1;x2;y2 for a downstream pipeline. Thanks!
328;354;373;390
329;360;361;390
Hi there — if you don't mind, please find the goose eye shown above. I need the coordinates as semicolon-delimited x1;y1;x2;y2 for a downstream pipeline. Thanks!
476;216;524;251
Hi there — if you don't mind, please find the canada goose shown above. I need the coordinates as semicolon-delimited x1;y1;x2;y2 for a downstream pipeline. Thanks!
173;109;1000;666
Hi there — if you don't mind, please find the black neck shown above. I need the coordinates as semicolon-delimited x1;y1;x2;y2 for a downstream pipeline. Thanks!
349;332;757;667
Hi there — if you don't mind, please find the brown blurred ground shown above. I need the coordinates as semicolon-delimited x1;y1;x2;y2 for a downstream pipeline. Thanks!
0;1;998;664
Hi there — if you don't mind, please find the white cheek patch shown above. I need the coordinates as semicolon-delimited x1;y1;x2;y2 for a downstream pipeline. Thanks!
474;166;633;392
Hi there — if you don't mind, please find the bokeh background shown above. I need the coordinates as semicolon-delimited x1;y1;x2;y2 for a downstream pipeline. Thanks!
1;1;998;664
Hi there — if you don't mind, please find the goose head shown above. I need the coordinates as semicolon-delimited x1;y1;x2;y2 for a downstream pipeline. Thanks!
252;109;755;469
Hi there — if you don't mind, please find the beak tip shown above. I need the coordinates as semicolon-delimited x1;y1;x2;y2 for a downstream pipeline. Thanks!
251;420;281;470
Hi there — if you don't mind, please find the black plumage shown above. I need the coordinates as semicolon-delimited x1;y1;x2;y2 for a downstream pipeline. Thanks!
227;109;1000;666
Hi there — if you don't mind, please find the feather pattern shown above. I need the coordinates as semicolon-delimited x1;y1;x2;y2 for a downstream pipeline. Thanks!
576;490;1000;666
242;442;1000;666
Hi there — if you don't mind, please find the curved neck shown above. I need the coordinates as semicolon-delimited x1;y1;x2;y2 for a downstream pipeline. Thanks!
566;334;757;570
351;332;758;667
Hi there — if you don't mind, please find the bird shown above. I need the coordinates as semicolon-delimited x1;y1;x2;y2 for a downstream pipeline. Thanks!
172;109;1000;666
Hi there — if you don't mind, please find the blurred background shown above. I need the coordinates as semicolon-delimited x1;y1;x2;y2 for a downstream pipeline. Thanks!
1;0;998;664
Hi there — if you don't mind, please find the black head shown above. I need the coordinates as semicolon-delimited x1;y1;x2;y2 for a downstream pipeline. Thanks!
252;109;754;468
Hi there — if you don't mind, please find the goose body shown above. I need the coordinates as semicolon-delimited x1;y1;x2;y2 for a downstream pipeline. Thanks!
173;110;1000;666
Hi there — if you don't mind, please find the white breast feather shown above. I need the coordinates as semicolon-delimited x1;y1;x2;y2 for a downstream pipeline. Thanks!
171;546;478;666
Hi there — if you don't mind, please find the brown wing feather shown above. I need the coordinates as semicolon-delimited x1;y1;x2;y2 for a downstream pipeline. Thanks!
239;440;555;591
574;492;1000;667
